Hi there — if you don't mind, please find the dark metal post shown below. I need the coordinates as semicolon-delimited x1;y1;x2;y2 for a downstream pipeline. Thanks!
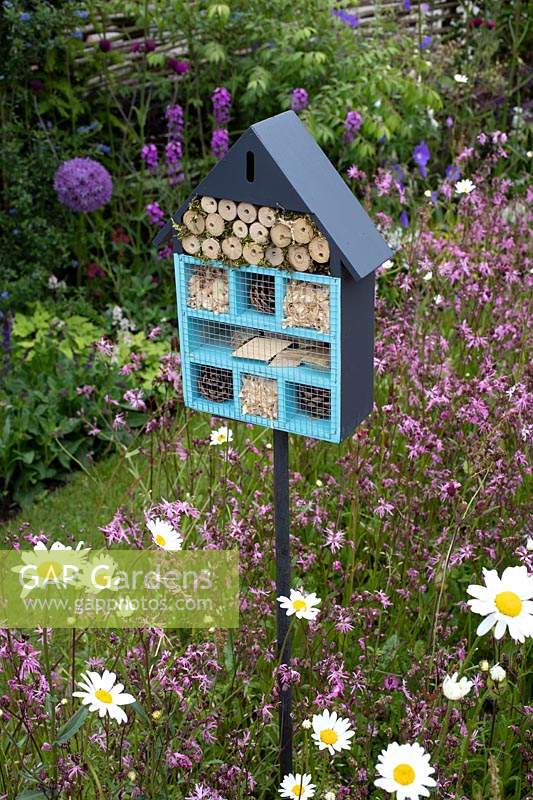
274;429;292;780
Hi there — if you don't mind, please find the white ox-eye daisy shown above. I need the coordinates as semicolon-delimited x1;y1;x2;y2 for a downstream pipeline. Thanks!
311;709;354;756
277;589;321;621
374;741;436;800
279;773;315;799
209;425;233;446
466;565;533;643
147;518;183;551
73;669;135;724
442;671;473;700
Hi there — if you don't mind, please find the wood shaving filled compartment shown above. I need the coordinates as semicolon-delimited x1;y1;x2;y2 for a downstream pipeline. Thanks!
283;281;330;333
239;375;278;420
187;266;229;314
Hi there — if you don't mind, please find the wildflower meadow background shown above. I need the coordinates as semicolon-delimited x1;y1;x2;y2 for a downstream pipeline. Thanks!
0;1;532;798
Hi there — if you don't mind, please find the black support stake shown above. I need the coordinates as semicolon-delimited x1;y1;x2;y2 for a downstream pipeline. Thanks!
274;429;292;780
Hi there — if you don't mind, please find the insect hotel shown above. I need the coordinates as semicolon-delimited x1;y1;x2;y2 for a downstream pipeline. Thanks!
155;111;391;442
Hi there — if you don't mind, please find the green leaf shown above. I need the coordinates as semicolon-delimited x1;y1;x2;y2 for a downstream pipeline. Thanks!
16;791;47;800
131;701;150;724
53;705;89;745
224;630;235;674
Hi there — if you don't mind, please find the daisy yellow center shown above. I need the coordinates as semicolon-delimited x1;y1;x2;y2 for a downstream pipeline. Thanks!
320;728;338;745
291;786;304;797
495;591;522;617
393;763;415;785
95;689;113;704
293;599;307;612
155;534;167;546
36;561;62;580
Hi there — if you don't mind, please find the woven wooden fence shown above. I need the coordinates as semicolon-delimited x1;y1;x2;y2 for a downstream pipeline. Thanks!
78;1;459;89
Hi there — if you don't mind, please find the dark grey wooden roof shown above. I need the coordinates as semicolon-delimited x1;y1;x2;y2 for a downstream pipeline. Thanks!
154;110;391;280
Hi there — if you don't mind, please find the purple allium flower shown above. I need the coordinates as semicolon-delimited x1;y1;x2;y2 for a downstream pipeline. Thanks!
413;140;430;177
144;38;156;52
141;143;158;171
332;8;359;27
211;87;232;127
344;110;363;143
98;38;112;52
146;202;165;226
168;58;189;74
53;157;112;212
130;40;141;53
420;35;432;49
399;210;409;227
211;128;229;160
291;88;308;113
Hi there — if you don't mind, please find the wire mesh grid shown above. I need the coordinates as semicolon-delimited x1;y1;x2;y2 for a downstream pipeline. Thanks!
175;254;341;441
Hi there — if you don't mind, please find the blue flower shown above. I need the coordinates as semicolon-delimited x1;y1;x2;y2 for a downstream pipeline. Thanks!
332;8;359;27
75;9;89;17
19;11;31;20
420;35;432;49
0;291;9;299
403;0;411;10
71;30;83;39
400;210;409;228
412;140;430;177
392;163;405;184
445;164;461;181
96;143;111;154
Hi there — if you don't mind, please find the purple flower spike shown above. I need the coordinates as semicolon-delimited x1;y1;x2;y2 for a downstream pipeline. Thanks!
420;35;432;49
53;157;112;212
291;88;309;113
344;110;363;143
141;143;158;171
413;140;430;177
211;87;232;127
211;128;229;160
399;210;410;227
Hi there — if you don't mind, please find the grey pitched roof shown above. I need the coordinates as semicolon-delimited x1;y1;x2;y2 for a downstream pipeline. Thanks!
154;110;391;280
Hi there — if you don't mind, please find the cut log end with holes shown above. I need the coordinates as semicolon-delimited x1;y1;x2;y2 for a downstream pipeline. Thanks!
218;198;237;221
249;222;269;244
182;234;201;255
288;245;311;272
270;223;292;248
258;206;276;227
237;202;257;224
308;236;330;264
292;217;313;244
265;245;284;267
221;236;243;261
183;209;205;235
201;237;221;259
243;243;264;265
205;212;225;237
200;196;218;214
232;220;249;239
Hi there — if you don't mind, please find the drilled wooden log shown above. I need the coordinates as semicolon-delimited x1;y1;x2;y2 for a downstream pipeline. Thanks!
249;221;269;244
201;237;221;259
308;237;330;263
221;236;242;261
232;220;248;239
271;223;292;248
200;196;218;214
242;242;264;265
265;245;284;267
292;217;314;244
183;209;205;235
182;234;201;255
237;202;257;224
288;245;311;272
258;206;276;227
218;198;237;221
205;212;225;237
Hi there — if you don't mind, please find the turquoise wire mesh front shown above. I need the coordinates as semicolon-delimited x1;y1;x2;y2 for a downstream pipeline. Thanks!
174;254;341;442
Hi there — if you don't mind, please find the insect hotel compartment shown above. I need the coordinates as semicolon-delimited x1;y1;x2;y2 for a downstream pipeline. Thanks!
175;254;341;441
